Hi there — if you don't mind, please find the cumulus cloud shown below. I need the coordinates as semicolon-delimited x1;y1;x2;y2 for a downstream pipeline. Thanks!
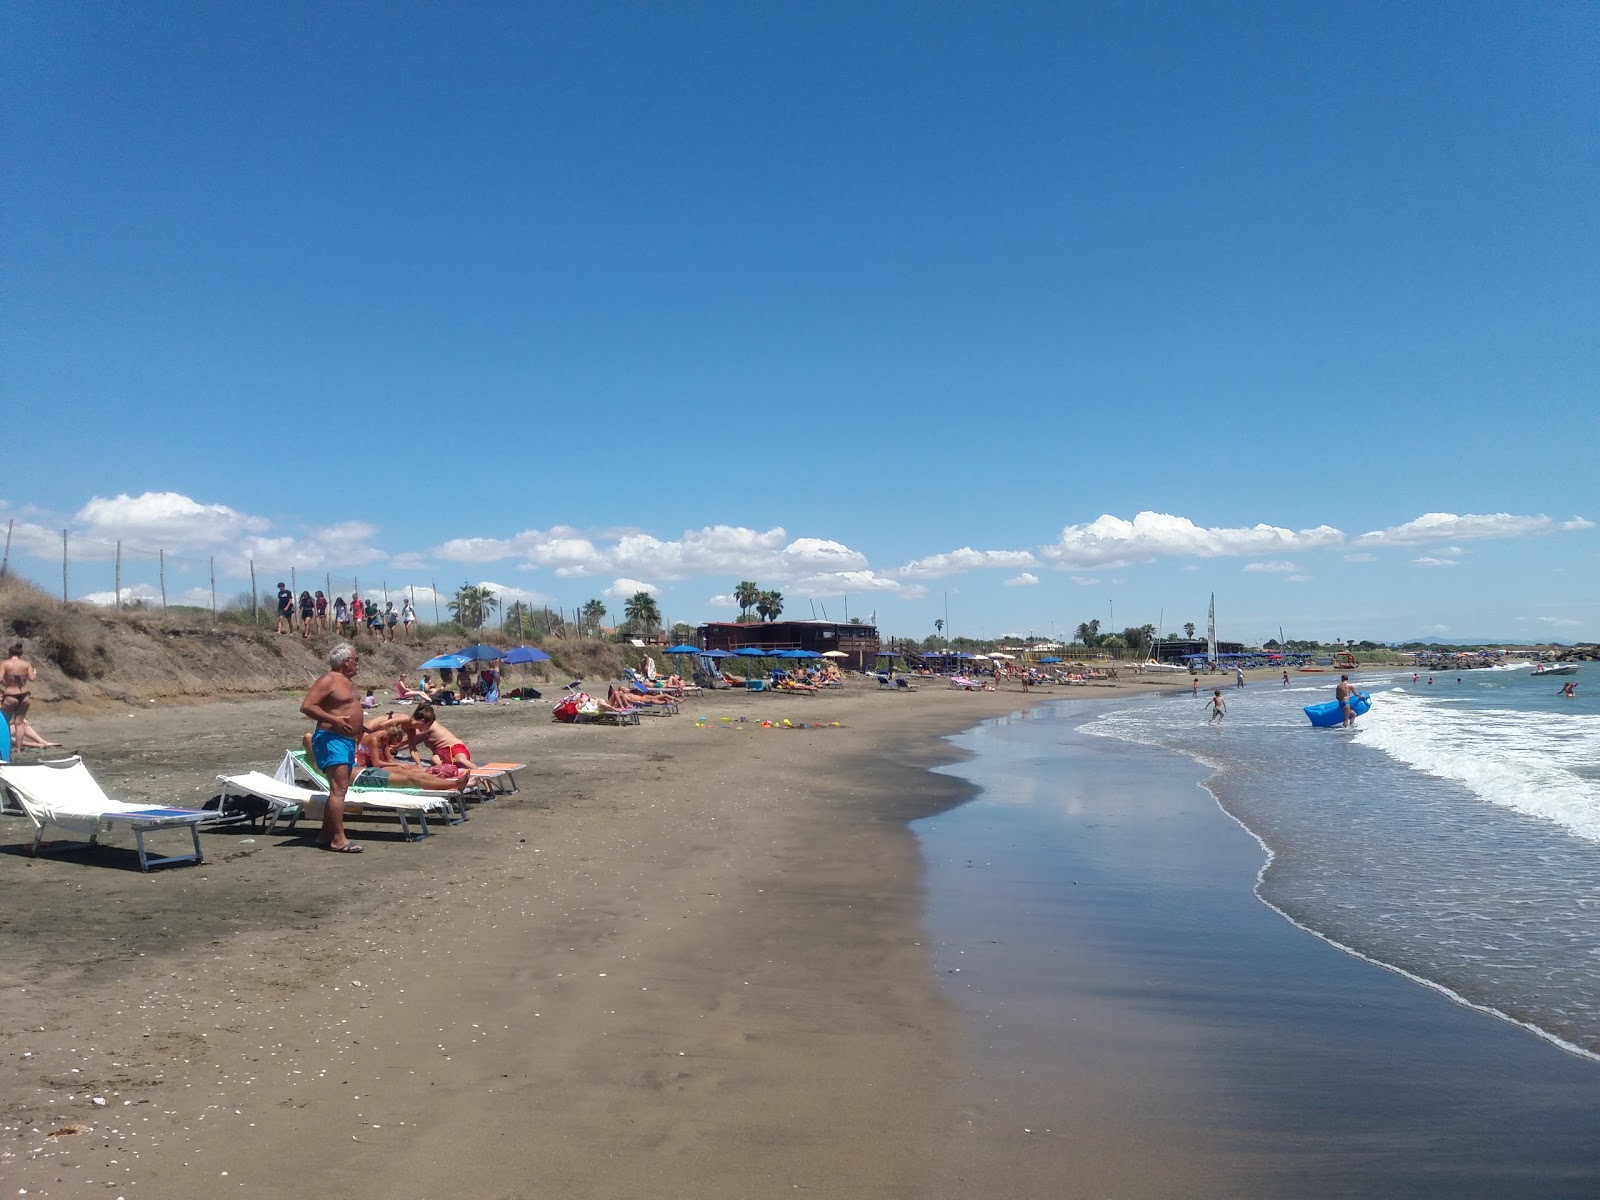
79;583;164;607
1042;512;1344;567
477;580;556;607
899;547;1037;578
1003;572;1040;587
1243;561;1297;574
1412;557;1459;568
75;492;271;552
787;569;916;597
431;524;868;582
1538;616;1582;629
604;577;658;599
1357;512;1593;547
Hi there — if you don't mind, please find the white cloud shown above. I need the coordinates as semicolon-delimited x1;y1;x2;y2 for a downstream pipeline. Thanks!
707;593;738;609
79;583;164;607
603;577;658;599
74;492;271;553
1070;575;1101;586
1344;552;1375;563
477;580;556;607
1043;512;1344;567
1003;572;1040;588
1411;557;1459;568
788;569;916;597
434;537;514;564
899;547;1037;578
1538;616;1582;629
1357;512;1592;547
1243;561;1297;574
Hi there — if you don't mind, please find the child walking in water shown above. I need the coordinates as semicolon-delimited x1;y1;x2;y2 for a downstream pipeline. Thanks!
1208;689;1227;723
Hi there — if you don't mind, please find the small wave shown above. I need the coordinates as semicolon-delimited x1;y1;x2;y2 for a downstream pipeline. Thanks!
1355;693;1600;842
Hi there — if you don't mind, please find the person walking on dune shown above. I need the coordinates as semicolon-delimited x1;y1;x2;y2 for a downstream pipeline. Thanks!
298;642;365;853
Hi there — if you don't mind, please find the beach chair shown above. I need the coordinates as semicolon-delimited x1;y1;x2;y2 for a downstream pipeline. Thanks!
276;750;466;838
210;770;316;833
0;755;210;871
469;762;527;796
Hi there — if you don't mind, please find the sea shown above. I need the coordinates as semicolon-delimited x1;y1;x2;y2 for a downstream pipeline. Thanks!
913;664;1600;1194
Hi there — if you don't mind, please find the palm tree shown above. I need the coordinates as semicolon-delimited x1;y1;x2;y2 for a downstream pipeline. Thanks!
934;618;945;640
449;583;497;631
624;591;661;636
756;589;783;622
1074;619;1101;648
734;580;760;619
1184;622;1196;639
582;598;607;636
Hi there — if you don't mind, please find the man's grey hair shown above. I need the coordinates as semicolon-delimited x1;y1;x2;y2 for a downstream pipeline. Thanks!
329;642;356;669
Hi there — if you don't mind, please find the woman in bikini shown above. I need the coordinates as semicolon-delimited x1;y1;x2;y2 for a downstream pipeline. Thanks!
2;642;61;750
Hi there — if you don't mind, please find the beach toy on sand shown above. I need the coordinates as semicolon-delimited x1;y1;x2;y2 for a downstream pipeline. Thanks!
1304;693;1371;727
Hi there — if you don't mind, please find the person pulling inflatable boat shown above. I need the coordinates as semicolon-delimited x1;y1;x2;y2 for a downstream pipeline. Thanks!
1305;673;1371;727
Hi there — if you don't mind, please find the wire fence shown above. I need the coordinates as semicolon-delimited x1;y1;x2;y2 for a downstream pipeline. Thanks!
0;519;665;641
0;517;460;628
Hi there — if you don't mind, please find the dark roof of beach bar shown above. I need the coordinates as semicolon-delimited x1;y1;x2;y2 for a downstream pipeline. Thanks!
695;620;881;662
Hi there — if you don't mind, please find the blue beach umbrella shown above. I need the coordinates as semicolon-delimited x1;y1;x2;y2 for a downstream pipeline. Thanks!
419;653;469;670
701;649;734;659
664;643;701;654
733;647;772;657
451;643;505;662
502;646;551;664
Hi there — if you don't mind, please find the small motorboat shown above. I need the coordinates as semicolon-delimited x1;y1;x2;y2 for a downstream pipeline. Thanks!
1532;662;1578;677
1305;693;1371;727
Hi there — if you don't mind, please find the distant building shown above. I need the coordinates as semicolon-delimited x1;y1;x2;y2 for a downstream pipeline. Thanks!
696;620;881;669
1150;638;1245;663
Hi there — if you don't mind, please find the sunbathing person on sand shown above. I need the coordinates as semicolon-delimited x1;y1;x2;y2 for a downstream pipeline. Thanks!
609;684;672;708
301;725;465;790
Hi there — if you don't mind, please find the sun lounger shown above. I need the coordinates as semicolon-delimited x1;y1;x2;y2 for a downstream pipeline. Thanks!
0;755;210;871
276;749;466;838
211;771;316;833
469;762;526;796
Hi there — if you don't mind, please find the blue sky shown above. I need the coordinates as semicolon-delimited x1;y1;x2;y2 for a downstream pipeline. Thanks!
4;2;1596;644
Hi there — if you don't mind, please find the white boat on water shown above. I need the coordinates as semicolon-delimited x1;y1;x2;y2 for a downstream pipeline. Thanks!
1532;662;1578;676
1140;660;1187;673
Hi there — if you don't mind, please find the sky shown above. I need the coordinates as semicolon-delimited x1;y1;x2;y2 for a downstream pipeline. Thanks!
3;1;1596;645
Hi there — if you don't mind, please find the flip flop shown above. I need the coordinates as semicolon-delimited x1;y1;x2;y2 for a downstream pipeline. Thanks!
323;842;364;853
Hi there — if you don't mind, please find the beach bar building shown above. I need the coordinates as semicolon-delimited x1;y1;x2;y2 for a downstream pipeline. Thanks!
696;620;881;670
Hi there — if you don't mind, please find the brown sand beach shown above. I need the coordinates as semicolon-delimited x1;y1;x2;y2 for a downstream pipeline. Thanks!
0;675;1161;1198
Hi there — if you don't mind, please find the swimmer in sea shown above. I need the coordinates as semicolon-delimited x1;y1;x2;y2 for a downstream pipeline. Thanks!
1560;682;1577;698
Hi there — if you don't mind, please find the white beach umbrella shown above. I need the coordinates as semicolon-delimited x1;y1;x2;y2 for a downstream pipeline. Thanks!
989;652;1014;660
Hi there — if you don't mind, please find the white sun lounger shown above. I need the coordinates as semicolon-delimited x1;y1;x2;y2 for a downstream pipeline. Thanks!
0;755;210;871
275;750;464;839
213;771;319;834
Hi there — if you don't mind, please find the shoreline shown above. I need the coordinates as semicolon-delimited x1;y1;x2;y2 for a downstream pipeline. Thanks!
919;697;1600;1197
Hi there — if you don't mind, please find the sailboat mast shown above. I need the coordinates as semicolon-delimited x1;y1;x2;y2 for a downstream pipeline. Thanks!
1208;594;1217;665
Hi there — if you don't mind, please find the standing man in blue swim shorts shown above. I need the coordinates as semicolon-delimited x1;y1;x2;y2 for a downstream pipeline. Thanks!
299;642;365;853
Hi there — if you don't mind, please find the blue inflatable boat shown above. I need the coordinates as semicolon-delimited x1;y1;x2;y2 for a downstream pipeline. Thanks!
1304;693;1370;727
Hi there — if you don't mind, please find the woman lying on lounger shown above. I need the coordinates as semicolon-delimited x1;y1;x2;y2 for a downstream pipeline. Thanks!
608;684;672;709
299;726;465;791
